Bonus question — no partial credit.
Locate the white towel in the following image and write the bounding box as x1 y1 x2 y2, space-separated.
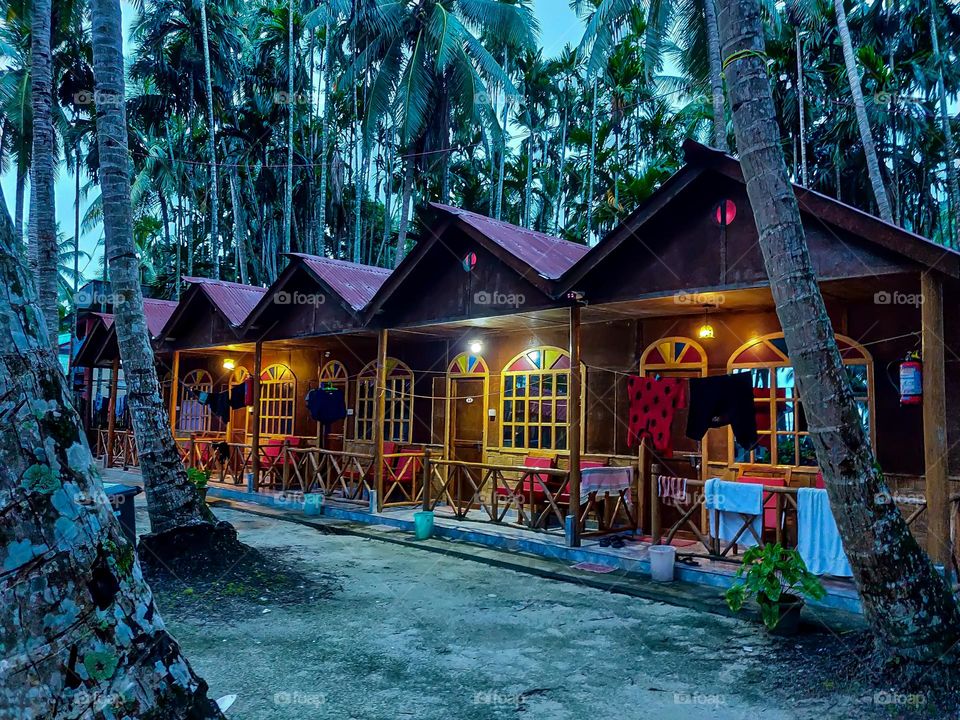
704 478 763 548
797 488 852 577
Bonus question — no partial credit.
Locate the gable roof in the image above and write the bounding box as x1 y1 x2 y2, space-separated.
430 203 589 280
180 277 269 327
562 139 960 289
287 253 391 311
142 299 179 337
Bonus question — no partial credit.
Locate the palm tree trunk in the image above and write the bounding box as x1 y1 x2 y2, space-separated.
229 166 248 284
795 30 808 186
928 0 960 245
524 132 534 227
283 0 294 258
0 182 225 719
14 166 25 243
586 78 598 244
30 0 59 350
495 51 509 221
394 159 414 268
318 20 330 253
90 0 221 538
199 0 221 277
381 123 395 261
703 0 728 151
68 149 82 372
555 84 569 235
718 0 960 661
834 0 893 222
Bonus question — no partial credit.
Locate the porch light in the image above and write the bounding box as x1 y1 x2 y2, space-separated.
698 306 715 340
222 358 237 370
469 340 483 354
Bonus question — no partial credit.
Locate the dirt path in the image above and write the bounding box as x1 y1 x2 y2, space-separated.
145 507 879 719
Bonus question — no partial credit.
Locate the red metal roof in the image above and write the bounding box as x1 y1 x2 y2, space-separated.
142 299 178 337
182 277 269 326
90 311 114 329
288 254 391 311
430 203 590 280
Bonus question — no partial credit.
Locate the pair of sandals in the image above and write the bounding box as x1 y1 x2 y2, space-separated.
599 535 627 549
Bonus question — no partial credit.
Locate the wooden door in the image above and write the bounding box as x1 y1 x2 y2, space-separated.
450 378 485 505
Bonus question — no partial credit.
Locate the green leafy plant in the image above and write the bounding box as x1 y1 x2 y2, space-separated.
725 543 826 630
187 467 211 491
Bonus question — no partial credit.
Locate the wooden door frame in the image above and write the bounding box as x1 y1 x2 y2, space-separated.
445 370 489 465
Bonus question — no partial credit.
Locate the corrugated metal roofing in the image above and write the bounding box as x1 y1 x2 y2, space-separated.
288 253 391 311
182 277 268 327
143 299 178 337
90 312 114 329
430 203 590 280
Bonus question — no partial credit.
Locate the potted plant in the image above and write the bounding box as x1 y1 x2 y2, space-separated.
725 543 825 635
187 467 212 504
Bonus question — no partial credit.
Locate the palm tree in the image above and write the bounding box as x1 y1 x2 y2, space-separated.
717 0 960 661
198 0 221 277
89 0 221 540
833 0 893 221
926 0 959 244
30 0 59 349
0 181 225 718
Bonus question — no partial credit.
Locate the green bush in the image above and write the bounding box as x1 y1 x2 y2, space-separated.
187 467 211 490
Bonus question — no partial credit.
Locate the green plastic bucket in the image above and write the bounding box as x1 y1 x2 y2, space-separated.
413 511 435 540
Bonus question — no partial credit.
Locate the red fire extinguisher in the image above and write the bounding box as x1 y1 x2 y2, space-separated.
899 352 922 405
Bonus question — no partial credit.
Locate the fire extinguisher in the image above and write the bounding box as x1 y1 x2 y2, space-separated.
899 352 922 405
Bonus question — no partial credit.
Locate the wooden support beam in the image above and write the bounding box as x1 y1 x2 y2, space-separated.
105 357 120 468
373 329 388 513
921 272 951 571
568 304 582 547
168 350 180 435
249 341 263 492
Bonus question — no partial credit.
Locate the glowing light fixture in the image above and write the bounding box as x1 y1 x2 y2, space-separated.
469 340 483 354
697 306 715 340
222 358 237 370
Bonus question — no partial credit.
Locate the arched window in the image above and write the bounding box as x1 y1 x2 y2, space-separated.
260 364 296 436
501 346 571 451
728 333 873 467
640 337 708 378
178 369 212 433
356 359 414 442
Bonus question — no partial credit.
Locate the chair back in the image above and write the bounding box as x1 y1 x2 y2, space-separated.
738 475 785 529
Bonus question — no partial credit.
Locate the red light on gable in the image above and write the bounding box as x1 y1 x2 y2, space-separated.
713 199 737 226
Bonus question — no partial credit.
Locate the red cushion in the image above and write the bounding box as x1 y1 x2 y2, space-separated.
738 476 785 529
815 472 826 489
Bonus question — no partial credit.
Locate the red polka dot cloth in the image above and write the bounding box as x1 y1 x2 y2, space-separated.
626 376 688 455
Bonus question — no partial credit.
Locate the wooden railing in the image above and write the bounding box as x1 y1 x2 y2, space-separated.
280 446 375 504
422 456 571 534
94 428 139 469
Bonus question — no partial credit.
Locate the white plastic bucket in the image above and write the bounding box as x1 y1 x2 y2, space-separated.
649 545 676 582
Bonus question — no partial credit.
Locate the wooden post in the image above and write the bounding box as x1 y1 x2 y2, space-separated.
168 350 180 435
422 447 432 511
921 272 951 571
105 357 120 469
567 304 582 547
373 329 388 512
281 438 291 491
249 341 263 493
650 456 661 545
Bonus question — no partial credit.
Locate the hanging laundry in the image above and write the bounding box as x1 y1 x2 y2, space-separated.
196 390 209 405
704 478 763 548
796 488 852 577
229 383 248 410
244 377 254 406
200 390 231 424
215 441 231 464
657 475 687 503
306 387 347 425
685 374 758 449
626 376 687 454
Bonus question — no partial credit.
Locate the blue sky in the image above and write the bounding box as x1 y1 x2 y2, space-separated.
1 0 586 278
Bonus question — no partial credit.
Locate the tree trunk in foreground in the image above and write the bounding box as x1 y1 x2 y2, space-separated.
394 159 413 268
833 0 893 223
0 185 224 719
718 0 960 662
199 0 221 278
928 0 960 245
90 0 222 540
703 0 728 152
30 0 59 351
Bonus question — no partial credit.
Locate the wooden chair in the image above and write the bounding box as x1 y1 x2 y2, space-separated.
736 464 792 539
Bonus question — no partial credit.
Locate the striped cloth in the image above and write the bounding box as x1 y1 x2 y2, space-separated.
580 466 633 503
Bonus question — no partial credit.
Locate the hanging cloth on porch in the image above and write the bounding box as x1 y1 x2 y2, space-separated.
685 374 758 449
200 390 231 424
306 387 347 426
244 377 254 406
626 376 687 455
797 488 852 577
229 383 248 410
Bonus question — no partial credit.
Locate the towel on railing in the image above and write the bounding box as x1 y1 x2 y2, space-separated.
797 488 852 577
580 466 633 503
657 475 687 502
704 478 763 548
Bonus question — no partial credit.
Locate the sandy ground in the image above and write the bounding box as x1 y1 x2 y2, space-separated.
139 505 879 720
